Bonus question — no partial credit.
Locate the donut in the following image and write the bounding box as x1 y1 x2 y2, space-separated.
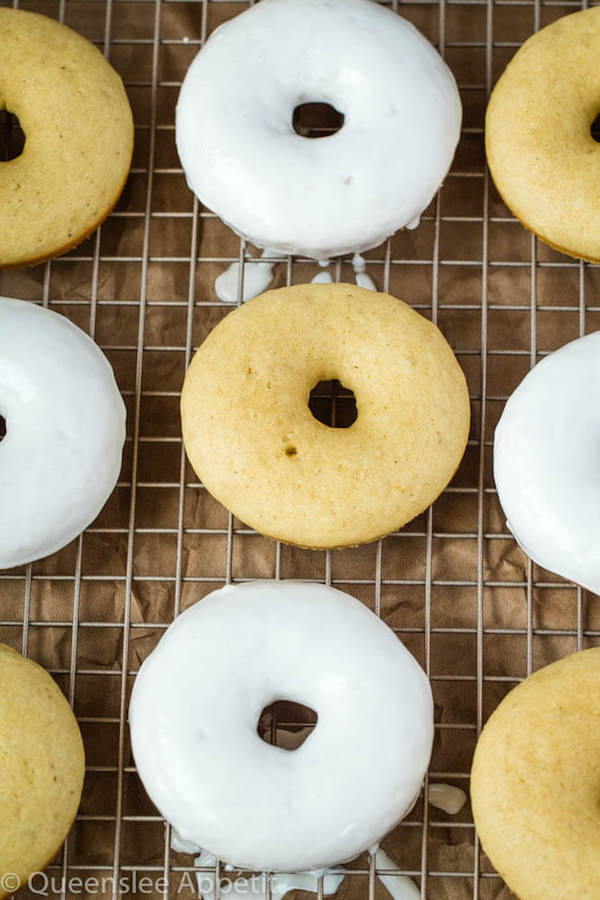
129 581 434 872
180 283 470 549
176 0 461 260
0 643 85 897
0 8 134 268
494 332 600 595
486 8 600 262
471 648 600 900
0 298 126 569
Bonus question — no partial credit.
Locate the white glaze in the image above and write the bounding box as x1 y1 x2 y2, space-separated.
311 271 333 284
494 332 600 596
427 783 467 815
374 849 420 900
176 0 461 260
192 849 418 900
215 250 283 303
171 830 201 855
193 850 344 900
0 298 126 569
355 272 377 291
351 253 377 291
130 581 433 872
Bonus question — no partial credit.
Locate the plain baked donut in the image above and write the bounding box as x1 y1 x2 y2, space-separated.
181 283 470 549
176 0 461 259
129 581 434 872
486 8 600 261
494 332 600 596
471 648 600 900
0 644 85 898
0 8 133 268
0 298 126 569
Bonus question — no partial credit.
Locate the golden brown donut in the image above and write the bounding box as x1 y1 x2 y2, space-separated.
471 648 600 900
0 644 85 897
0 8 133 268
181 283 470 549
486 8 600 262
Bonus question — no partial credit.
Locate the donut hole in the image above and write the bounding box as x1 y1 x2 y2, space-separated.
0 414 5 442
0 109 25 161
257 700 318 750
591 113 600 143
292 102 344 139
309 379 358 428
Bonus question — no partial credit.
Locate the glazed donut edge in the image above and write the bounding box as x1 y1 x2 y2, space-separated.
0 298 127 570
175 0 462 261
129 581 434 872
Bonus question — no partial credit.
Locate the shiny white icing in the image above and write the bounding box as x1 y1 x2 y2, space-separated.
311 271 333 284
193 850 344 900
494 332 600 596
352 253 377 291
130 581 433 872
427 783 467 815
355 272 377 291
373 849 420 900
215 249 283 303
171 830 201 855
0 297 125 570
191 849 418 900
176 0 461 260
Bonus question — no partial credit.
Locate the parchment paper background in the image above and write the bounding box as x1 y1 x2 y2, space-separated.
1 1 598 898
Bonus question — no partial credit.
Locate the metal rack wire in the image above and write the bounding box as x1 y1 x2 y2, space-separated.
1 0 598 897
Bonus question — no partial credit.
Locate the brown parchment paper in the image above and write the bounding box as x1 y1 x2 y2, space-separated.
1 1 599 899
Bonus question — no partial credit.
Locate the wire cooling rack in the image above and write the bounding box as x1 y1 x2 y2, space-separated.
1 0 599 898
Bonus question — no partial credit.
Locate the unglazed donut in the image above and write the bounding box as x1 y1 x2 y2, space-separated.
181 283 470 549
129 581 434 872
0 644 85 898
471 648 600 900
0 8 133 268
494 332 600 595
486 8 600 261
0 298 126 569
176 0 461 259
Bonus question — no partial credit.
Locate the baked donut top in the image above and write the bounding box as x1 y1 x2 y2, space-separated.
181 283 470 548
0 644 84 897
0 8 133 267
486 7 600 261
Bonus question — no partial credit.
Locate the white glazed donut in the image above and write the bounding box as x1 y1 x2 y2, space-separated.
494 332 600 595
0 298 126 569
129 581 434 872
176 0 462 260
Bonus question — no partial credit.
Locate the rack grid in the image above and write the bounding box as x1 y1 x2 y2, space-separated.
1 0 598 897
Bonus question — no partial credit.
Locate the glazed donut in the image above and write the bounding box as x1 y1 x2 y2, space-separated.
181 283 470 549
471 648 600 900
494 332 600 596
0 298 126 569
0 8 133 268
130 581 434 872
486 8 600 261
0 644 84 898
176 0 461 259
